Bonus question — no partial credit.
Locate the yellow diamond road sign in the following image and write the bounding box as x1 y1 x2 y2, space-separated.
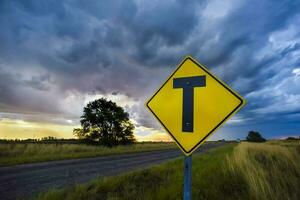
146 56 246 156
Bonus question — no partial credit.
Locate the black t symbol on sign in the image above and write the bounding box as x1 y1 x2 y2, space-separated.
173 76 206 132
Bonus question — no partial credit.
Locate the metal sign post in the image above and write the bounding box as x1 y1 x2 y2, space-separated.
183 155 192 200
145 56 246 199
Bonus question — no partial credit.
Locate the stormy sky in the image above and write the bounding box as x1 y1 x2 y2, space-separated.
0 0 300 140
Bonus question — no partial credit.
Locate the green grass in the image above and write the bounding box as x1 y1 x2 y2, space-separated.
0 142 176 166
37 141 300 200
267 139 300 147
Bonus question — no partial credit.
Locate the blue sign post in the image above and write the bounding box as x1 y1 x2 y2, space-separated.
146 56 246 200
183 155 192 200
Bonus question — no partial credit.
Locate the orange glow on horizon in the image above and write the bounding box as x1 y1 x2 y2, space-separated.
0 118 171 142
135 132 172 142
0 119 76 139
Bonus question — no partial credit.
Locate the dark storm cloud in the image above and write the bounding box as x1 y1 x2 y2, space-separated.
0 69 61 115
0 0 300 137
24 74 51 91
194 0 300 83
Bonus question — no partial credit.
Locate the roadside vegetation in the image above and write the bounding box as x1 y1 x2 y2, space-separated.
267 139 300 147
37 141 300 200
0 142 176 166
227 141 300 200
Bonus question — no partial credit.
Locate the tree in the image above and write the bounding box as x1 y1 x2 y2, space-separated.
74 98 135 146
246 131 266 142
286 137 299 140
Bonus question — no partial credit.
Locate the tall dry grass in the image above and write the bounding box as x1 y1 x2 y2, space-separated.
226 142 300 200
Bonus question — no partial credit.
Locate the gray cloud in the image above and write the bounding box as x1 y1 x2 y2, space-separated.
0 0 300 137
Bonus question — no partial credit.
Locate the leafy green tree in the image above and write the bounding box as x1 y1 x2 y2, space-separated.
246 131 266 142
74 98 135 146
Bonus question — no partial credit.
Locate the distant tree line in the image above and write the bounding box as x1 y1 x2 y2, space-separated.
245 131 300 142
285 136 300 140
0 137 83 144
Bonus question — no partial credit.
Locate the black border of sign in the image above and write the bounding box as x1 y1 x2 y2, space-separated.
146 56 246 155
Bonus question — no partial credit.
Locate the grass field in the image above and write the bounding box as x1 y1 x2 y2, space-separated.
0 142 176 166
227 141 300 200
37 141 300 200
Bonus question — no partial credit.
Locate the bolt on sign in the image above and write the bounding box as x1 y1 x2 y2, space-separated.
146 56 246 156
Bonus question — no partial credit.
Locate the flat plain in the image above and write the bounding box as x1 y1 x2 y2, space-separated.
36 140 300 200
